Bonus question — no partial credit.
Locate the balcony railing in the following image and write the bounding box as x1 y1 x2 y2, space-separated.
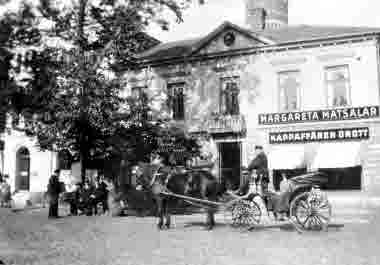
207 114 246 135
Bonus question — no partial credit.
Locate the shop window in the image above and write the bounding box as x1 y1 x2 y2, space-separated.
318 166 361 190
278 70 301 112
273 168 307 191
220 77 239 115
167 83 185 120
325 65 350 107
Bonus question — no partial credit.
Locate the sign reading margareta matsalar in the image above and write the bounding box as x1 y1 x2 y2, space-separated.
259 106 379 125
269 127 369 144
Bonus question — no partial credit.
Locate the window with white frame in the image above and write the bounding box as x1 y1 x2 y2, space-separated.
325 65 350 107
167 83 185 120
278 70 301 112
220 77 240 115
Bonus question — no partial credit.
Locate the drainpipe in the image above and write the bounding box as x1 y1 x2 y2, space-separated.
376 36 380 110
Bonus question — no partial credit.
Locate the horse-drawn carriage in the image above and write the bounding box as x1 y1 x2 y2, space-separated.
221 171 332 231
156 168 332 232
110 162 333 231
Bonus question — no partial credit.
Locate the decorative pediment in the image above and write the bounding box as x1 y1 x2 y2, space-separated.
191 22 275 56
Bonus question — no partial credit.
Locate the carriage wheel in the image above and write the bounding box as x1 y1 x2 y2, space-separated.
290 192 332 231
224 200 261 227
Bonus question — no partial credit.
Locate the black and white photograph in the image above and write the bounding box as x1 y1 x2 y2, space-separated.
1 0 380 264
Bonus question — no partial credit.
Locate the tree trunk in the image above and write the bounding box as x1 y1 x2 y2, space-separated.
77 0 88 183
80 149 86 183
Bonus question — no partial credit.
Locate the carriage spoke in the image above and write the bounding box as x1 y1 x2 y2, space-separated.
299 200 310 210
302 215 311 228
317 202 329 208
313 216 322 227
314 215 326 227
315 213 330 222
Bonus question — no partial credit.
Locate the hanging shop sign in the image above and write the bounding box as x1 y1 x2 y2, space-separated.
259 106 379 125
269 127 369 144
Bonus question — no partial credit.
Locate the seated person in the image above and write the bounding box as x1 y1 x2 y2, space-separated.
78 181 96 216
269 173 293 220
279 173 293 193
93 177 109 215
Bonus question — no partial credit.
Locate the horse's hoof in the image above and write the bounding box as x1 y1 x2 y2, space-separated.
164 224 170 229
204 226 213 231
157 224 164 230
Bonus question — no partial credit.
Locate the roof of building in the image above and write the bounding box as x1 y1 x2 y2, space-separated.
257 24 380 43
138 22 380 62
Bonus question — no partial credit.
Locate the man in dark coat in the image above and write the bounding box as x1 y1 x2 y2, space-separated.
47 170 63 218
247 145 269 194
93 177 109 215
80 181 96 216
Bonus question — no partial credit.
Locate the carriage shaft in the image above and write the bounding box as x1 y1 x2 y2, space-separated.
160 191 223 207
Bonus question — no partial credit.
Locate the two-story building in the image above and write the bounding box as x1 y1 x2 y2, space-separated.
126 0 380 193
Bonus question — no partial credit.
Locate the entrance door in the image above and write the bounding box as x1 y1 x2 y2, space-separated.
219 142 241 190
16 147 30 191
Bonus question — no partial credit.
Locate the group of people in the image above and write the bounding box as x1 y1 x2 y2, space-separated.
47 170 109 218
0 174 11 208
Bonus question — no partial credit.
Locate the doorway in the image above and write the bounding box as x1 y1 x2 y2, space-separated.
219 142 241 190
15 147 30 191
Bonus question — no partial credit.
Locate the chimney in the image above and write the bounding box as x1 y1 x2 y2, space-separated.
246 8 267 31
246 0 289 31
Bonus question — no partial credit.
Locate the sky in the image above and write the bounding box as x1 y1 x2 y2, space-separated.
147 0 380 42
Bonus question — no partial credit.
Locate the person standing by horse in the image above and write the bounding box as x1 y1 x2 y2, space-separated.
247 145 269 194
47 170 63 218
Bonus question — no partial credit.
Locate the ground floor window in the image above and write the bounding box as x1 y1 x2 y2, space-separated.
273 168 307 191
318 166 362 190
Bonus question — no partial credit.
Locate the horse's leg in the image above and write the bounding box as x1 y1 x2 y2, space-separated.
156 197 164 230
205 192 217 230
164 198 171 229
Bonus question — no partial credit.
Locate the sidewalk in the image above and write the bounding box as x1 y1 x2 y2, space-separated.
326 191 380 209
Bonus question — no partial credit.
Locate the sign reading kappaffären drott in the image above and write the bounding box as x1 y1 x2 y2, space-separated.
259 106 379 125
269 127 369 144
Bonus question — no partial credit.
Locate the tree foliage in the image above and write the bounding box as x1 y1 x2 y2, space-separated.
0 0 206 178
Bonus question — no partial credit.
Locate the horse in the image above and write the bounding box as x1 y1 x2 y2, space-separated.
139 163 222 230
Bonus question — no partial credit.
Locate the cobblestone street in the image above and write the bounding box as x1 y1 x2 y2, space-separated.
1 200 380 265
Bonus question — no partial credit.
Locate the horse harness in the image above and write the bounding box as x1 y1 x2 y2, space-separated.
149 165 173 190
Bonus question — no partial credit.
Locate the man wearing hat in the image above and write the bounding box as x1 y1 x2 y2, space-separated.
47 169 63 218
247 145 269 194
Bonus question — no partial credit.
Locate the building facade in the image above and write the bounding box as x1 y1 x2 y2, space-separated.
0 115 58 206
127 0 380 193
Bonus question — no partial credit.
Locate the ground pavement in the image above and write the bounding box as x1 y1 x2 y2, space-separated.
0 197 379 265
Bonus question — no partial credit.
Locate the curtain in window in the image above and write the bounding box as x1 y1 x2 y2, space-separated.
221 80 239 115
278 71 300 112
326 65 350 107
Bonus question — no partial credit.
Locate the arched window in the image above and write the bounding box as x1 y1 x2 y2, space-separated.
15 147 30 190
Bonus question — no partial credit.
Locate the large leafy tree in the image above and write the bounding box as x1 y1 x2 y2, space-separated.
1 0 206 180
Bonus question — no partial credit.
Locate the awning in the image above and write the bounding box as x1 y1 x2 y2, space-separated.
268 145 306 170
311 142 362 169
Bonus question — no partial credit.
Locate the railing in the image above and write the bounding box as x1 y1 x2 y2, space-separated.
207 114 246 135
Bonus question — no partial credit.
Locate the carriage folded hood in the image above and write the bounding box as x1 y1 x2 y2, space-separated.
289 172 329 186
